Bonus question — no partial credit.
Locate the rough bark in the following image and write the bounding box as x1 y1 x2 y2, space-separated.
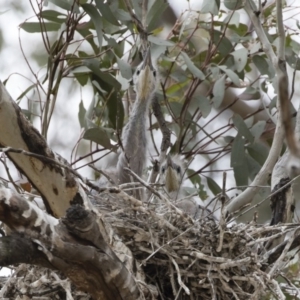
0 188 143 300
0 234 53 269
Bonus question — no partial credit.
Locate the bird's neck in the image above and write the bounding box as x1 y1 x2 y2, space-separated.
122 95 151 145
131 96 151 118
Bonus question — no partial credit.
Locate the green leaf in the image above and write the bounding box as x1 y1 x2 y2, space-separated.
92 80 107 93
234 165 248 188
148 35 174 46
228 23 248 37
20 22 61 33
181 52 205 80
169 102 183 118
84 96 96 129
219 67 240 86
224 0 244 10
83 127 114 149
65 53 81 68
207 177 222 195
231 134 248 187
232 114 254 143
166 81 189 95
246 154 261 181
223 135 234 144
269 96 277 112
48 0 80 13
212 75 225 108
147 1 168 32
71 68 89 83
250 121 266 141
231 48 248 72
196 95 211 118
253 55 275 78
78 100 87 129
131 0 142 21
199 185 209 200
76 26 99 54
94 0 120 26
107 92 124 130
113 9 131 22
252 55 268 75
39 10 67 23
82 4 103 51
238 86 261 100
213 30 233 57
224 11 240 27
115 56 132 80
16 84 35 101
201 0 220 15
231 134 245 167
247 143 269 166
286 48 300 70
186 170 208 200
83 59 121 90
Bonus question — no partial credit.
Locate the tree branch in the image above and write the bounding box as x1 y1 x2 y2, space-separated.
0 234 53 269
0 187 144 300
226 0 285 213
0 81 86 217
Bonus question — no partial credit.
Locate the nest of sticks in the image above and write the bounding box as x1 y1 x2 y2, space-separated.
0 264 91 300
92 183 300 300
1 184 300 300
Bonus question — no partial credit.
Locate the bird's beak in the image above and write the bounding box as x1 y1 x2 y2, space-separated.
165 167 179 192
164 155 179 192
141 47 153 70
136 46 155 101
166 155 173 167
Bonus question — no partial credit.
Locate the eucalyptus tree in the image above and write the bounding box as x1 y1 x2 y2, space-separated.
0 0 300 299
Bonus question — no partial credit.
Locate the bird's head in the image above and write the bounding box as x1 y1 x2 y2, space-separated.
133 47 158 102
160 155 184 193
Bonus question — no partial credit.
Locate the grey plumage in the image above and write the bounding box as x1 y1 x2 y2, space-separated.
160 155 216 220
160 154 184 200
117 48 158 187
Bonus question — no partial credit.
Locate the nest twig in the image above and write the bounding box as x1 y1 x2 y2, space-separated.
98 183 300 299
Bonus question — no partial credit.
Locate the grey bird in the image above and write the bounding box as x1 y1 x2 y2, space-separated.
160 155 183 200
117 47 158 189
160 155 216 220
94 48 158 204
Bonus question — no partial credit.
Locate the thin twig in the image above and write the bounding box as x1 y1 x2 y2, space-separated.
217 172 226 252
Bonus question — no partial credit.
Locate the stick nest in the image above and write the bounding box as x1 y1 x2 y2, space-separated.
96 190 300 300
1 189 299 300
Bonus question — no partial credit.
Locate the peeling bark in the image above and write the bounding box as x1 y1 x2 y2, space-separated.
0 81 84 217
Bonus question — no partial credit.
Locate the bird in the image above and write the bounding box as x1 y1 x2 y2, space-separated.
159 154 216 220
93 47 158 204
160 154 184 200
117 47 158 190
